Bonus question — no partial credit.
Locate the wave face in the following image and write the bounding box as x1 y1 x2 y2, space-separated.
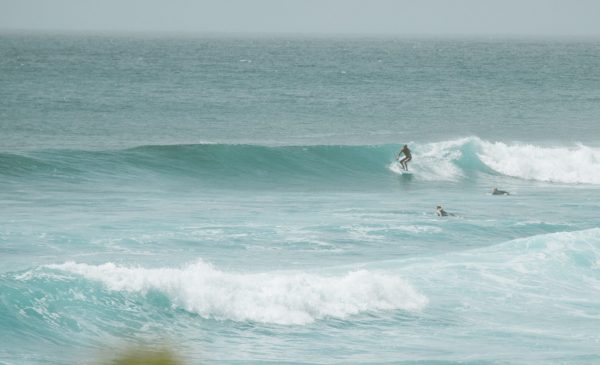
391 228 600 364
2 138 600 186
0 144 396 188
407 228 600 300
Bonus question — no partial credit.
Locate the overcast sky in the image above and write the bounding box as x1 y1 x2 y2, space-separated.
1 0 599 36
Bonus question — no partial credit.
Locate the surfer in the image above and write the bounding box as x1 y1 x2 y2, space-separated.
492 187 510 195
436 205 453 217
397 144 412 171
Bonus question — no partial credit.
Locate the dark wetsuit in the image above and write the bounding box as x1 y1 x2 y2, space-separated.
399 146 412 171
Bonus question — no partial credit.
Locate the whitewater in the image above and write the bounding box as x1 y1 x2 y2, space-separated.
2 34 600 365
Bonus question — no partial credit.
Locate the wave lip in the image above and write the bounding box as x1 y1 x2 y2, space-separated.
47 260 427 325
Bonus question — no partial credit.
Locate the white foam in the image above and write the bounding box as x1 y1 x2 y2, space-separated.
389 138 468 181
47 260 427 325
390 137 600 184
478 140 600 184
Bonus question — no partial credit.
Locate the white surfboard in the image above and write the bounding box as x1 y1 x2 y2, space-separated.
391 160 413 175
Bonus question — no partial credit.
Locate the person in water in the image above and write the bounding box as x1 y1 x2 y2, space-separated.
436 205 455 217
436 205 448 217
398 144 412 171
492 187 510 195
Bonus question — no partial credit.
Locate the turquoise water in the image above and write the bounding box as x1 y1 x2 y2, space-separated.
1 33 600 364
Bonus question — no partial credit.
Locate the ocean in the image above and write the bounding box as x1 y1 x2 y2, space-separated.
1 33 600 364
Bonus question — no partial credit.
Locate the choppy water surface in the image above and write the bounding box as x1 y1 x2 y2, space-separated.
1 33 600 365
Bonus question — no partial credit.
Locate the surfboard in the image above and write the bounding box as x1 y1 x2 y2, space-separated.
393 160 413 175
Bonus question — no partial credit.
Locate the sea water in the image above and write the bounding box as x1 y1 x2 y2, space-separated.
1 33 600 364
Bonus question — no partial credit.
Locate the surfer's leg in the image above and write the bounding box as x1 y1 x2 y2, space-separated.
400 157 409 170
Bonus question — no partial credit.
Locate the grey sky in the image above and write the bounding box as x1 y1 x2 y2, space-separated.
1 0 599 36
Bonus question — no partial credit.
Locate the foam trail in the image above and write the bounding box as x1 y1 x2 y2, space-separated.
47 260 427 325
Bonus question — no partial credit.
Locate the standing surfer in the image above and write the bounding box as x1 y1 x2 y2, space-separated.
397 144 412 171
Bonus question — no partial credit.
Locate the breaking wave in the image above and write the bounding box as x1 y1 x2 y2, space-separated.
2 137 599 185
45 260 427 325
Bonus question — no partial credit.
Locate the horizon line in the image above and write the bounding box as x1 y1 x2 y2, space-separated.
2 28 600 40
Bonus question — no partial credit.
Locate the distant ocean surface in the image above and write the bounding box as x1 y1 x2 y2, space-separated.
1 33 600 364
